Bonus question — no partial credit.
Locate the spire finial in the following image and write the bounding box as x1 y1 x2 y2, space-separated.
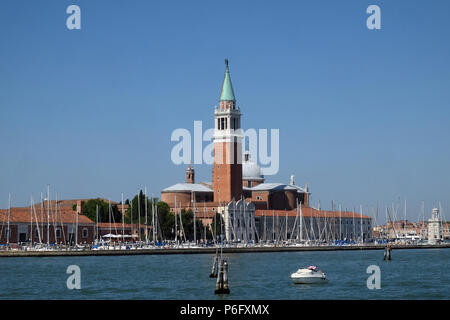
220 59 235 101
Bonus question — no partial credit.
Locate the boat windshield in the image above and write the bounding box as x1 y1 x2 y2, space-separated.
307 266 318 271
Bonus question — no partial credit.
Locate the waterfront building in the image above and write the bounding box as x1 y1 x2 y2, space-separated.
161 61 372 242
381 220 426 240
0 200 95 245
0 199 135 245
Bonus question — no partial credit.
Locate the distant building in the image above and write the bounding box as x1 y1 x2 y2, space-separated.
0 200 95 245
382 220 425 240
428 208 443 244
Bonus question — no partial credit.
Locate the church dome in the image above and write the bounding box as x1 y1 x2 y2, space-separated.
242 153 264 181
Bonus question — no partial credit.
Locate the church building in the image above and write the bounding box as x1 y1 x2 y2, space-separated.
161 61 372 243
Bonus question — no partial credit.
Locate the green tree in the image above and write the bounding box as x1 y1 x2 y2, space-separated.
156 201 173 240
124 191 175 241
124 190 158 224
176 209 206 241
81 199 122 223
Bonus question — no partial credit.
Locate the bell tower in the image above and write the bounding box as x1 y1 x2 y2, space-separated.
212 59 243 203
186 164 195 184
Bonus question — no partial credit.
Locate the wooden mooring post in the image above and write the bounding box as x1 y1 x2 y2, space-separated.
214 259 230 294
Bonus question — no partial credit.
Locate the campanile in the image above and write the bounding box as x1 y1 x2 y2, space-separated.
212 60 243 204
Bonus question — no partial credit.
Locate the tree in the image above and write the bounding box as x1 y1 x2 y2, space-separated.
124 190 157 224
81 199 122 223
177 209 205 241
156 201 173 240
124 191 174 241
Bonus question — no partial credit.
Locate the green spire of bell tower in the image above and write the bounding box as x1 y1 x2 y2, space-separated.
220 59 236 101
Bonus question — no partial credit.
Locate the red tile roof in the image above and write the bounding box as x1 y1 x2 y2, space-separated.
0 207 94 224
255 206 371 219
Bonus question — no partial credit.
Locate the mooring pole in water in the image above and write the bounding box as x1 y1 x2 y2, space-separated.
215 260 223 294
210 247 219 277
214 259 230 294
222 260 230 294
384 245 392 260
210 255 218 278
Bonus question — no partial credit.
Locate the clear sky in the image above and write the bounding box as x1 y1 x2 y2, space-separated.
1 0 450 223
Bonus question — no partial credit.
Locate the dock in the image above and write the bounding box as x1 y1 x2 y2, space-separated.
1 243 450 258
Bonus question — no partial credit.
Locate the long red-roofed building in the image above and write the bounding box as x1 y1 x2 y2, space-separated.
0 201 95 244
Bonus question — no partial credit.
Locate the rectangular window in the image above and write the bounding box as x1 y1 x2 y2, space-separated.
225 118 227 129
82 228 88 238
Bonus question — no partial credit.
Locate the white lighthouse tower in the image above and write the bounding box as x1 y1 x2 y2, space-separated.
428 208 443 244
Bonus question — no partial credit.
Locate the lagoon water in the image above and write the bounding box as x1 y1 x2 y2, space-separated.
1 248 449 300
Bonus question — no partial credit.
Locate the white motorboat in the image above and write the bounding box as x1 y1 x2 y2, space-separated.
290 266 327 284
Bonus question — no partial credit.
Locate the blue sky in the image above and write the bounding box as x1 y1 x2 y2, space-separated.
1 0 450 223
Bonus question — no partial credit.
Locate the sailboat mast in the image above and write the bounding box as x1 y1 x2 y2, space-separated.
47 185 50 246
203 202 206 243
156 199 159 241
151 194 157 243
404 198 407 236
285 211 287 241
272 211 274 242
75 201 79 246
263 213 266 241
121 193 125 243
137 191 141 242
193 192 196 244
96 204 99 242
29 196 33 244
174 195 177 242
40 192 43 243
130 198 133 237
360 205 363 243
7 193 11 245
144 187 148 243
300 205 303 242
109 199 112 241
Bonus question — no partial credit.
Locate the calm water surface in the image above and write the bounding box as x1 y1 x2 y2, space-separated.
1 248 449 299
